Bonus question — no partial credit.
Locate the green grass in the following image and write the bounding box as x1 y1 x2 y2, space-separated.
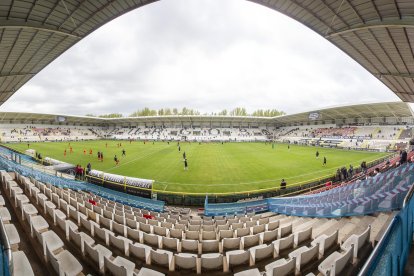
3 140 388 193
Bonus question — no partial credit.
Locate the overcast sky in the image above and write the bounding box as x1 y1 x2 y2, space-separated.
0 0 400 116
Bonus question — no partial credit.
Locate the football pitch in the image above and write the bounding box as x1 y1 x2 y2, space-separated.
4 140 389 193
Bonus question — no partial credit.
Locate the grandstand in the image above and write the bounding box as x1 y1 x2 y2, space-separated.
0 0 413 276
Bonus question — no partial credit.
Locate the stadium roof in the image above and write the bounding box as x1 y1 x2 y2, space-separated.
0 102 411 126
272 101 413 124
0 1 413 106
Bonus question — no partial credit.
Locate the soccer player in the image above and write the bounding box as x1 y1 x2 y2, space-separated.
70 146 73 154
178 146 181 152
280 179 287 189
323 156 327 166
183 151 186 159
89 149 92 155
316 151 319 159
105 143 108 148
122 149 126 157
97 151 101 161
64 149 66 157
114 155 119 165
83 149 86 155
100 152 104 162
288 144 290 150
184 158 188 170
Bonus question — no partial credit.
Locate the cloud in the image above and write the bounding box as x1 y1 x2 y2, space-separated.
0 0 399 116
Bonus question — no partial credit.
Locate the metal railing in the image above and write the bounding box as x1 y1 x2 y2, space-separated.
358 174 414 276
0 215 12 276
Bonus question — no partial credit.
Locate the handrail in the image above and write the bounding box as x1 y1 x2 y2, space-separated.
358 165 414 276
358 216 397 276
402 176 414 207
0 215 13 275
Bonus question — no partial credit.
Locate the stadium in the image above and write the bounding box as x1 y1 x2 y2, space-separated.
0 1 413 276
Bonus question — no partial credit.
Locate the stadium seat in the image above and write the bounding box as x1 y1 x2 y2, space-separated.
162 236 179 251
129 242 151 262
265 257 296 276
174 253 199 272
341 225 370 262
46 245 83 276
318 245 354 276
12 251 34 276
294 227 312 247
311 229 339 257
225 250 250 272
104 255 136 276
273 234 294 257
149 249 174 270
222 237 241 251
249 243 274 265
288 244 319 273
84 242 113 273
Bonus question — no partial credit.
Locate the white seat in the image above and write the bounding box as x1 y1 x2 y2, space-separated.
200 253 223 272
278 224 292 238
181 239 199 253
126 227 141 242
185 230 200 240
311 230 338 257
36 230 64 258
12 251 34 276
94 225 114 246
267 220 280 231
341 225 370 262
225 250 250 272
318 246 353 276
136 267 165 276
170 228 183 239
22 204 38 221
143 232 160 247
162 236 179 251
219 229 234 239
236 228 250 237
0 207 11 222
46 245 83 276
273 234 294 257
249 243 274 265
175 253 198 272
104 255 136 276
262 229 278 244
4 224 20 250
149 249 174 271
109 234 133 256
153 226 167 237
294 227 312 247
30 215 49 237
222 237 241 251
56 217 78 240
234 268 261 276
201 240 220 254
252 224 266 235
242 234 260 249
68 227 95 255
129 242 151 262
84 242 113 273
288 245 318 273
202 231 216 240
265 257 296 276
113 221 126 236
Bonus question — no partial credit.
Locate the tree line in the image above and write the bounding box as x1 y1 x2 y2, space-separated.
86 107 285 118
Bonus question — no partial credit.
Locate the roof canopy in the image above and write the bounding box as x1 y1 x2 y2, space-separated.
0 1 413 104
0 0 414 105
0 102 410 126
